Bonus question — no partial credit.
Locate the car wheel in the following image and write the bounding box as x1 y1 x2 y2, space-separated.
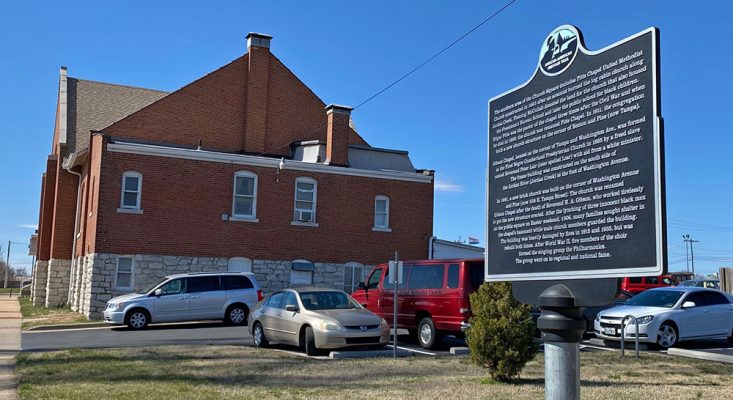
125 309 149 330
656 322 678 349
304 326 318 356
225 304 248 325
727 328 733 345
417 317 441 350
252 322 269 348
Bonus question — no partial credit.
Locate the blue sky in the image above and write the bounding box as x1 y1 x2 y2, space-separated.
1 1 731 277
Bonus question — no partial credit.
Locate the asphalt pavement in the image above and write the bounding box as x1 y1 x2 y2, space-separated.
22 322 252 352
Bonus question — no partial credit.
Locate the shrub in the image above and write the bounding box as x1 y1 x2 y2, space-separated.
466 281 538 381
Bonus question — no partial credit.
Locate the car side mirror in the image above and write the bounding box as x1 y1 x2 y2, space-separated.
360 303 368 308
154 289 162 297
285 304 298 312
682 301 696 309
357 282 367 291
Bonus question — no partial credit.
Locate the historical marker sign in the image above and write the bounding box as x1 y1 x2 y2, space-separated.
486 26 665 281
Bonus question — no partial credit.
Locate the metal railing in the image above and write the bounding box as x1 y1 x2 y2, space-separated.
620 315 640 358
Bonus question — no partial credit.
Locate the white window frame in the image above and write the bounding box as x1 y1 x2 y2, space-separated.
230 171 259 222
115 257 134 290
118 171 143 213
292 177 318 226
373 195 391 232
290 259 315 285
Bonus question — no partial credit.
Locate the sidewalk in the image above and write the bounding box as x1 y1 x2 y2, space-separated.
0 294 21 400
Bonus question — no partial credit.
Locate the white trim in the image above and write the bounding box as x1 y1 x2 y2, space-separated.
58 68 68 145
228 216 259 223
106 141 433 184
294 177 317 224
291 221 319 228
114 257 134 290
232 171 258 220
374 195 390 230
120 171 142 210
117 208 143 215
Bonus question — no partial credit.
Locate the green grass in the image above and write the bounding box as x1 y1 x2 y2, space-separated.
19 297 94 330
14 346 733 400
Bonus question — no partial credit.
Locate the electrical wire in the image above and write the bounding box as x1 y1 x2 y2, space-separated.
353 0 518 110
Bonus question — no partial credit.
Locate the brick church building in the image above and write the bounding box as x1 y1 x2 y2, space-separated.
30 34 435 319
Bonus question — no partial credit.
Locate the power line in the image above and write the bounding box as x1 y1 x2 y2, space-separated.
353 0 518 110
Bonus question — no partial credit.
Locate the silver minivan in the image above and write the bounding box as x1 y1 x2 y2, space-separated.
103 272 263 329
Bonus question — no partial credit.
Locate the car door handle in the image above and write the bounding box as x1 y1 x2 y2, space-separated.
180 297 188 301
191 296 200 300
277 313 283 317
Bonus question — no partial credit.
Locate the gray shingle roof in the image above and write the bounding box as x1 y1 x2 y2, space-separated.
66 78 168 154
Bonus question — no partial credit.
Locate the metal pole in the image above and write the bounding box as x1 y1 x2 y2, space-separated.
690 239 696 277
3 240 10 289
393 251 399 359
537 284 585 400
684 237 690 273
545 342 580 400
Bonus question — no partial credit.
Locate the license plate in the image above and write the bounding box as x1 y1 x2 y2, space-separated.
603 327 616 335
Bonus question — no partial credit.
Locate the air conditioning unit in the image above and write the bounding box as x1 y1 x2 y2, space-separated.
296 210 313 222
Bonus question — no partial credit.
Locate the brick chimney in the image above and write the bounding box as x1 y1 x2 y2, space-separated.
243 33 272 154
325 104 352 167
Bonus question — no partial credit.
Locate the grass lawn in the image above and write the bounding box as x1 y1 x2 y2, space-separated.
15 346 733 400
19 297 93 330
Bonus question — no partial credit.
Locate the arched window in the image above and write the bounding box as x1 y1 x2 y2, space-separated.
232 171 258 219
293 177 317 224
227 257 253 273
373 195 390 231
120 171 142 210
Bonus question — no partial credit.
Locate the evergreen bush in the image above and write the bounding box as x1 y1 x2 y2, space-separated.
466 281 538 381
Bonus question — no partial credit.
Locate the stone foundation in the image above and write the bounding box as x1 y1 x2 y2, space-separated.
45 259 72 308
76 253 366 320
31 260 48 306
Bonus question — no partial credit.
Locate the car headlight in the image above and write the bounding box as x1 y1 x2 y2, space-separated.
627 315 654 325
595 314 601 322
380 318 389 328
319 320 343 331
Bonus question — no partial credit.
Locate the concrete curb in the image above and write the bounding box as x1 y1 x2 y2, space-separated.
668 348 733 364
23 322 108 332
449 347 470 356
329 349 412 359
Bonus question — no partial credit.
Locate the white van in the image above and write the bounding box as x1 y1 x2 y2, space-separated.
103 272 263 329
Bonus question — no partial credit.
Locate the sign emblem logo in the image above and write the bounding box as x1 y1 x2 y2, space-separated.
539 25 579 76
360 325 368 332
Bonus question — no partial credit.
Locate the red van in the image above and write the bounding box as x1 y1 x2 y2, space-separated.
619 275 674 294
351 258 484 349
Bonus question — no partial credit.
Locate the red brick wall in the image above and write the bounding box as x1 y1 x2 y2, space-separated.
37 157 58 261
93 148 433 265
101 51 367 157
49 158 79 259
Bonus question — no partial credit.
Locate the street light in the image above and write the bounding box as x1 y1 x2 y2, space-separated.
682 235 690 273
682 235 699 277
4 241 29 289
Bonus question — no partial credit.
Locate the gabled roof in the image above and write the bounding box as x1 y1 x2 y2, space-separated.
65 77 168 155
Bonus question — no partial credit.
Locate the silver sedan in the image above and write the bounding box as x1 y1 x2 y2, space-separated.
248 287 390 355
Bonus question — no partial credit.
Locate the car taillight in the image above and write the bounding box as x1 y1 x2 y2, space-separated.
257 290 264 301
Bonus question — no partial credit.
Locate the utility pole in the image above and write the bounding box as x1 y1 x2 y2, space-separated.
683 235 699 277
4 240 10 289
682 235 690 273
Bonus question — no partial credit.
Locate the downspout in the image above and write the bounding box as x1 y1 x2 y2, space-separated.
428 236 436 260
63 155 83 308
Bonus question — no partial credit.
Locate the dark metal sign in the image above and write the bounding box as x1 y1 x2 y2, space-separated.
486 25 665 281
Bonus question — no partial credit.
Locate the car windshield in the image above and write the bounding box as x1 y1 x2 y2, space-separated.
678 281 696 287
299 291 361 310
624 290 684 308
139 282 162 294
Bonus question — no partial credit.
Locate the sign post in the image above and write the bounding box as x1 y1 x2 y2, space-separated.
389 254 403 359
486 25 664 400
